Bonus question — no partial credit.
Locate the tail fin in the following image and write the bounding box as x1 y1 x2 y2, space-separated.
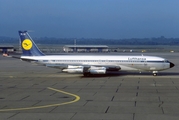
18 31 45 56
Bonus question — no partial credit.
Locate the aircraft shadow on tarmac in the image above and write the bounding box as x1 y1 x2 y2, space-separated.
80 72 179 78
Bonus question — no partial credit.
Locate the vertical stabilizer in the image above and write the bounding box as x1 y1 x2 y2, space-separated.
18 31 45 56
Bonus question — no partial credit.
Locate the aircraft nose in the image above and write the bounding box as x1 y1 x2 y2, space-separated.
170 62 175 68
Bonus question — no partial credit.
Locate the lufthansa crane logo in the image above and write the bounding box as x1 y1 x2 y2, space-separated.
22 39 32 50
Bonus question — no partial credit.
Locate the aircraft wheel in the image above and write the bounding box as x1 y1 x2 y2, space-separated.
153 73 157 76
153 71 158 76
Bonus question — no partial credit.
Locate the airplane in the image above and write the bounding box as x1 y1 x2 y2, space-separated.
18 31 174 76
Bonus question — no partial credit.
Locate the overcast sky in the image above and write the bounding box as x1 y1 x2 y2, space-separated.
0 0 179 39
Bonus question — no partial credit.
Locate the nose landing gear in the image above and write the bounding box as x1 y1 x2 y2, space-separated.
153 71 158 76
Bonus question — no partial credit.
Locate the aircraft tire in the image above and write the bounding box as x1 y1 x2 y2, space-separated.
153 73 157 76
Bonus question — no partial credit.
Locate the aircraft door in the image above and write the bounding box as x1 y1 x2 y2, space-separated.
98 59 102 65
163 60 166 68
144 60 147 66
105 59 109 65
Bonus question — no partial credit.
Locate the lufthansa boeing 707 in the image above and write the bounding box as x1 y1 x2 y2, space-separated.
18 31 174 76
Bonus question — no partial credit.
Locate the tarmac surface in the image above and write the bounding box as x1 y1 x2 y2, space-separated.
0 52 179 120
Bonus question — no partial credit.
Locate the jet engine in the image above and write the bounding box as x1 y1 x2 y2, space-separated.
89 66 106 74
62 65 84 73
62 65 107 75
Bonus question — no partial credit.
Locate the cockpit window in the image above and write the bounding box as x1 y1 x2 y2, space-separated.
164 59 169 63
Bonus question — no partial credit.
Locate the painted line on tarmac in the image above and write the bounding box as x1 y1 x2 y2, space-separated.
0 87 80 112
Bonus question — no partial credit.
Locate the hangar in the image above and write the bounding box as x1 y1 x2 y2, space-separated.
63 45 108 53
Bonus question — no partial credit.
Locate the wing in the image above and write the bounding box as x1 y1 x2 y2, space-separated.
45 63 121 71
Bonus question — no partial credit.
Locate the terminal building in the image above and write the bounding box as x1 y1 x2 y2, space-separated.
63 45 108 53
0 45 15 53
0 45 15 56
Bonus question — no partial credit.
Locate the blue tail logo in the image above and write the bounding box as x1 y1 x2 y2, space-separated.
19 31 45 56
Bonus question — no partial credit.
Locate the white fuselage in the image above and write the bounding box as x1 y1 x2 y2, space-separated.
21 55 170 72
